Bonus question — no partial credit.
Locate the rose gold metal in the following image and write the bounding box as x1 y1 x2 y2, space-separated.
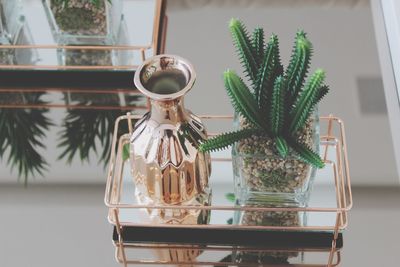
114 243 338 252
328 212 342 266
160 15 168 54
0 44 152 50
0 104 147 110
117 134 129 204
331 159 344 228
140 49 146 62
105 114 352 265
126 113 133 134
0 88 142 94
130 55 212 224
105 115 352 209
0 0 165 70
0 64 140 70
114 209 128 267
114 242 341 266
152 0 163 54
323 114 334 161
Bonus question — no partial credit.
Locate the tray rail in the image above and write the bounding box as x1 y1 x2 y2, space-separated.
105 114 352 267
0 0 166 70
113 242 342 267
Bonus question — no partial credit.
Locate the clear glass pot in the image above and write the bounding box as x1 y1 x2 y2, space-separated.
43 0 123 45
232 111 320 207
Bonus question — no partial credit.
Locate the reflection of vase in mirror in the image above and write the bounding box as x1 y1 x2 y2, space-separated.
131 55 212 224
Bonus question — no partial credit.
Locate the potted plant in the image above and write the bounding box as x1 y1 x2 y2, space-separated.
43 0 122 45
42 0 122 66
199 19 329 207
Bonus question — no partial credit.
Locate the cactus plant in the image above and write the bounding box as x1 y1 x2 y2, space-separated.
199 18 329 169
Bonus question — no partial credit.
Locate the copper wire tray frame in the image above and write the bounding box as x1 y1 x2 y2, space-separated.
105 114 352 267
113 242 341 266
0 0 166 70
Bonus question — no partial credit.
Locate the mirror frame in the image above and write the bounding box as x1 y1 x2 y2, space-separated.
0 0 167 89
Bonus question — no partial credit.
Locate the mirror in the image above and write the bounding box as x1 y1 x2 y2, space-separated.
166 0 399 188
0 2 397 267
0 0 164 69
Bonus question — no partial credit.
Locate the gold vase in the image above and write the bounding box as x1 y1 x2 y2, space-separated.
131 54 212 224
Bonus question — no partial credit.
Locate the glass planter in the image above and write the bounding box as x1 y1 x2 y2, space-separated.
59 48 113 66
232 110 320 207
0 0 23 43
0 0 30 65
42 0 123 45
234 248 300 265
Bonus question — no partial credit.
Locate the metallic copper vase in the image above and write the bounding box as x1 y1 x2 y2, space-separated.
131 54 211 224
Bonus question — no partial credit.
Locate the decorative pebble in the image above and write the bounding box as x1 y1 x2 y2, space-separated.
235 116 317 227
50 0 108 36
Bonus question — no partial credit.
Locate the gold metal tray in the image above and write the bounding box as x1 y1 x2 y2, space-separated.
113 242 341 266
105 114 352 266
0 0 166 70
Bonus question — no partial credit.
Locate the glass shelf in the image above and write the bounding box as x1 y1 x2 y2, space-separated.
106 115 351 267
0 0 166 70
113 241 341 266
105 115 352 247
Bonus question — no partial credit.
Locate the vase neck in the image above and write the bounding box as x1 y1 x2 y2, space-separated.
149 97 188 124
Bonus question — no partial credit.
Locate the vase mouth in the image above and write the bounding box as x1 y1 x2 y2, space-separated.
134 54 196 101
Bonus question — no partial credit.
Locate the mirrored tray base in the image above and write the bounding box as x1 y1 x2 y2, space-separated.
112 241 342 266
105 114 352 267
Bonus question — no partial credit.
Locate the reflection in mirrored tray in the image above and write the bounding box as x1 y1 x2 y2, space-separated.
0 0 165 70
113 242 341 266
0 90 146 184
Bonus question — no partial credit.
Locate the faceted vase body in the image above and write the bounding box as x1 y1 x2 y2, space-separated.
232 110 320 208
130 55 211 224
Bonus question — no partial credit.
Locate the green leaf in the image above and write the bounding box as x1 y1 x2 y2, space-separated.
269 76 286 136
225 193 236 202
251 27 265 66
122 144 130 161
316 84 330 103
289 69 325 133
289 139 325 168
229 18 258 84
224 70 266 130
284 30 313 104
256 34 279 113
273 38 284 77
199 128 259 153
58 94 142 167
275 136 288 158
